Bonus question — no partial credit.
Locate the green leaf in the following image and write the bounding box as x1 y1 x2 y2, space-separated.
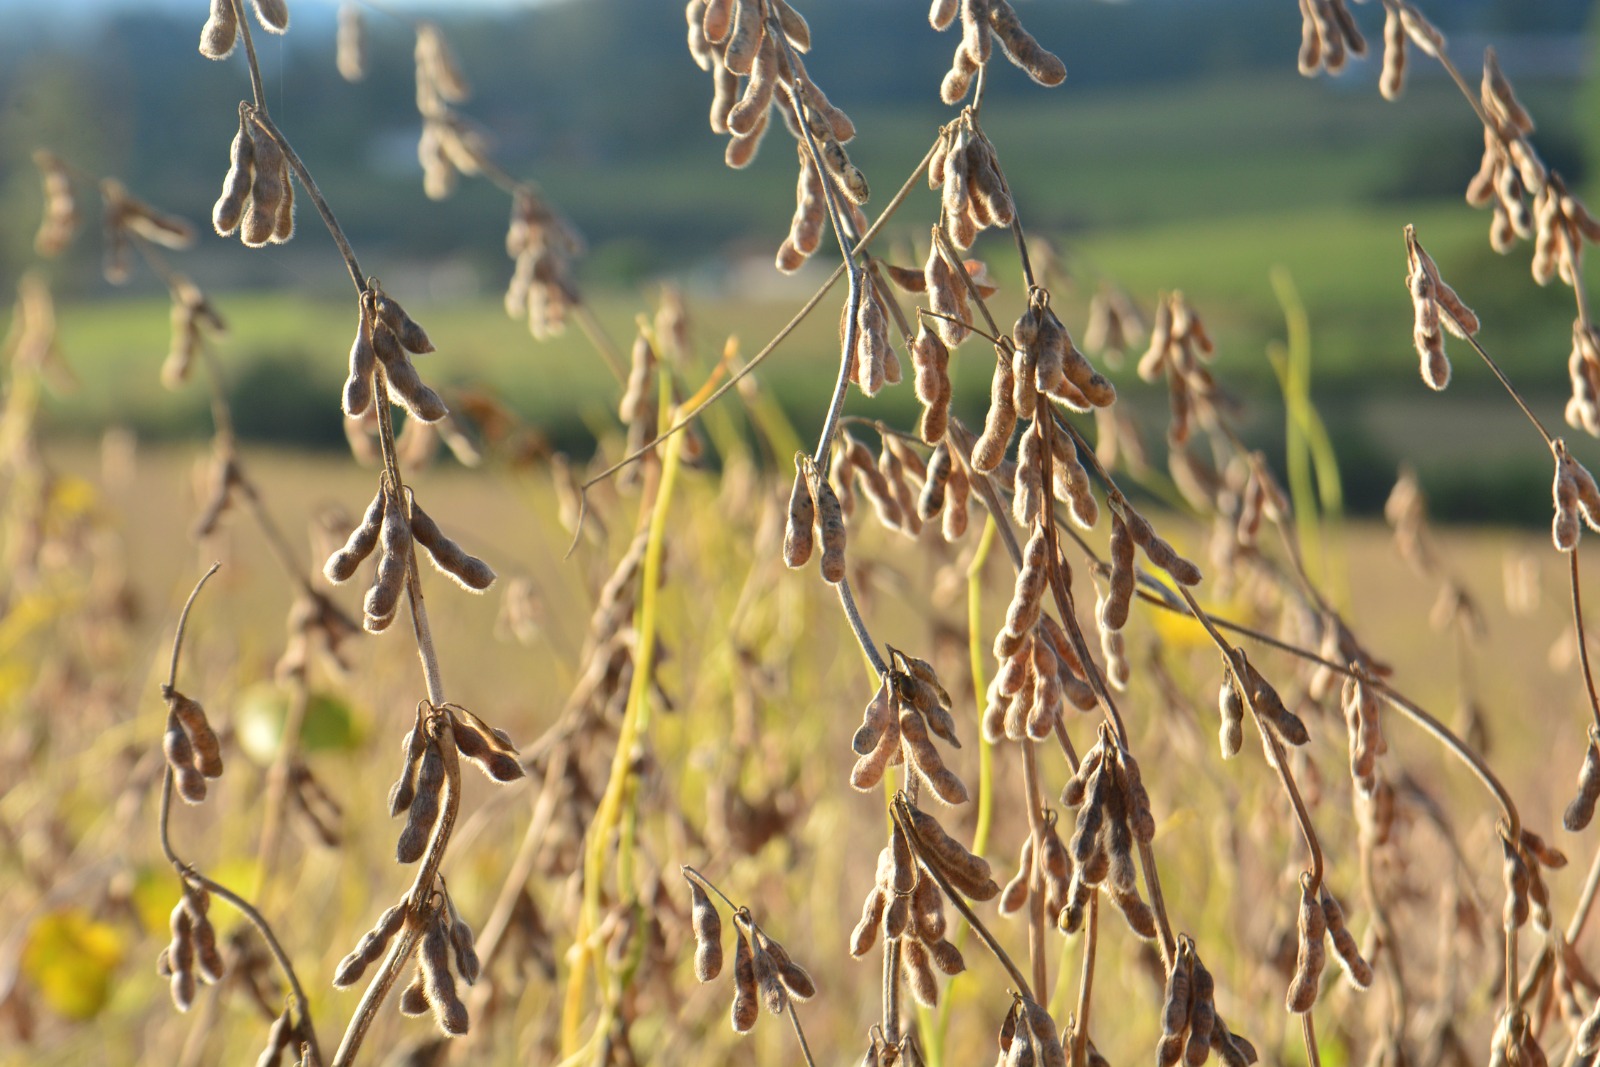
235 684 364 766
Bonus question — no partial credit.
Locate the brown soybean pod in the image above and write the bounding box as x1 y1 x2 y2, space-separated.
811 463 847 584
727 31 778 137
999 833 1033 915
396 739 443 863
763 935 815 1000
171 693 223 779
382 355 449 424
850 884 886 957
241 120 285 248
199 0 238 59
909 806 998 900
750 932 787 1015
1565 729 1600 831
270 160 294 243
410 501 495 591
730 928 759 1032
343 302 377 417
420 917 468 1035
363 489 410 629
973 359 1017 471
1286 875 1327 1013
324 488 384 583
213 113 255 237
1102 513 1135 630
374 291 435 355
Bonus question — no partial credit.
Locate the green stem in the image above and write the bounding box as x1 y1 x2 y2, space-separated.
563 379 685 1055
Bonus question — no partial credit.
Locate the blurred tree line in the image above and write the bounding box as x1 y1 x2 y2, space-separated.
0 0 1593 296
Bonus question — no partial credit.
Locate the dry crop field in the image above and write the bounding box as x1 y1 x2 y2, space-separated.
5 3 1600 1067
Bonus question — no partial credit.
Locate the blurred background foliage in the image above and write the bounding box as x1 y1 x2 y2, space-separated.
0 0 1598 521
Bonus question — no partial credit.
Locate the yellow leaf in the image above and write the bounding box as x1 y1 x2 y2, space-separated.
49 476 100 519
128 865 176 937
21 909 126 1021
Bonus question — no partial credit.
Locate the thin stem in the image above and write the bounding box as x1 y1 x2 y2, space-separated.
1301 1013 1322 1067
679 866 741 914
1570 551 1600 731
967 518 998 857
565 421 683 1055
162 776 326 1067
771 60 864 478
814 261 862 477
1019 742 1049 1000
473 750 567 970
785 1000 820 1067
232 470 312 591
331 921 417 1067
1442 305 1555 450
1358 836 1408 1044
570 301 627 388
1133 581 1526 842
883 938 903 1047
1069 893 1098 1067
932 226 1004 341
1570 843 1600 945
948 420 1023 569
836 577 888 676
919 307 1004 348
165 563 221 691
226 0 267 113
252 676 309 893
244 108 366 296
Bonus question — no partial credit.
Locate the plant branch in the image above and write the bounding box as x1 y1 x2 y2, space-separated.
891 793 1034 1001
1571 551 1600 731
156 564 323 1067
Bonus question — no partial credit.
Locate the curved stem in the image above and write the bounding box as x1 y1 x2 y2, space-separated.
160 774 326 1066
156 564 322 1066
1132 579 1526 845
165 563 221 692
1442 305 1555 450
